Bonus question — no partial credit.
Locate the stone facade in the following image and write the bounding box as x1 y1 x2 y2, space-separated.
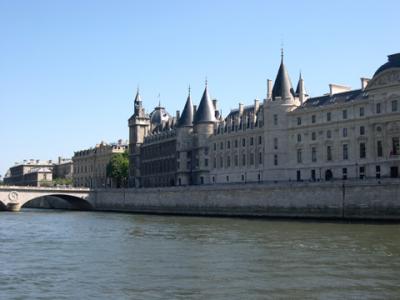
73 140 128 188
128 52 400 187
4 160 54 187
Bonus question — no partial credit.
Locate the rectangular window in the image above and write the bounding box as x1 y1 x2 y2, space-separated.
359 166 365 179
242 154 246 166
343 144 348 160
342 128 348 137
227 141 230 149
250 137 254 146
219 156 223 168
342 168 348 180
227 156 230 167
360 143 366 159
274 138 278 150
326 130 332 139
213 158 216 168
274 154 278 166
220 142 223 150
342 110 347 119
392 137 400 155
311 169 316 181
297 117 302 125
376 165 381 179
213 143 216 151
311 132 316 141
392 100 398 112
259 152 263 164
311 147 317 162
274 114 278 125
204 159 208 167
250 153 254 165
377 141 383 157
242 138 246 147
359 107 365 117
235 140 238 148
258 136 262 145
376 103 381 114
327 146 332 161
234 155 238 166
312 115 316 123
297 134 302 142
297 149 302 163
327 112 331 122
360 126 365 135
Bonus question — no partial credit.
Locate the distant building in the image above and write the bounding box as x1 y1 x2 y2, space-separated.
4 160 54 187
72 140 128 188
128 52 400 187
53 157 73 180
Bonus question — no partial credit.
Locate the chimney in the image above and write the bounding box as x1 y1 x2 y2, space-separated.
329 84 351 96
254 99 260 111
361 78 370 90
176 110 180 120
267 79 273 99
212 99 218 110
239 103 244 115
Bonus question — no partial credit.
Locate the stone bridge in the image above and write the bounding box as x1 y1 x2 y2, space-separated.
0 186 94 212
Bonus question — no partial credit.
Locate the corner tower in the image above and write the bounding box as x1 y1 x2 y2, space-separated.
128 89 150 187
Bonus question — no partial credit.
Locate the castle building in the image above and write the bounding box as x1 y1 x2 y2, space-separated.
128 52 400 188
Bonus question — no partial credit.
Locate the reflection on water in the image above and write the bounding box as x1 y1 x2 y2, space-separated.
1 209 400 299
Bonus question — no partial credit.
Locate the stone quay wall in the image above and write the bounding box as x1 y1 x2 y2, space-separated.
91 180 400 220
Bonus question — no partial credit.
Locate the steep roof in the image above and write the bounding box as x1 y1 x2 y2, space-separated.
178 90 194 127
194 85 216 124
374 53 400 77
298 89 365 109
295 72 307 96
272 56 295 100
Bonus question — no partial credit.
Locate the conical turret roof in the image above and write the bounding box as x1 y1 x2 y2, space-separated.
194 84 216 124
295 72 307 96
272 54 295 100
178 88 194 127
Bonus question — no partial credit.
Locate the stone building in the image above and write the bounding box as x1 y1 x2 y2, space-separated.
53 157 73 180
73 140 128 188
3 160 54 187
128 52 400 187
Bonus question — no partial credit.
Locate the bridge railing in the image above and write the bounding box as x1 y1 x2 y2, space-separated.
0 185 91 191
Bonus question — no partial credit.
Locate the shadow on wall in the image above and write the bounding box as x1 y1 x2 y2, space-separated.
23 195 93 210
0 201 7 211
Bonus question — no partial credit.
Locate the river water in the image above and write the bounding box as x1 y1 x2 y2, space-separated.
1 209 399 300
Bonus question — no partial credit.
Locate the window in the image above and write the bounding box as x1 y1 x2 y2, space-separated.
274 154 278 166
242 138 246 147
205 147 209 155
235 140 238 148
376 103 381 114
204 159 208 167
200 177 204 184
297 117 302 125
234 155 238 166
227 156 230 167
226 176 229 182
392 100 398 112
297 149 302 163
343 144 348 160
359 107 365 117
219 156 223 168
359 166 365 179
376 165 381 179
392 137 400 155
342 110 347 119
326 130 332 139
311 132 316 141
342 128 348 137
274 114 278 125
250 153 254 165
242 154 246 166
312 115 316 123
377 141 383 157
327 112 331 122
297 134 302 142
227 141 231 149
327 146 332 161
259 152 263 164
311 170 316 181
250 137 254 146
213 158 216 168
274 138 278 150
296 170 301 181
360 143 366 159
241 174 245 181
311 147 317 162
360 126 365 135
342 168 348 180
220 142 223 150
258 136 262 145
213 143 217 151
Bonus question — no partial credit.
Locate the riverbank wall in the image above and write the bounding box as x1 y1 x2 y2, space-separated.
90 180 400 220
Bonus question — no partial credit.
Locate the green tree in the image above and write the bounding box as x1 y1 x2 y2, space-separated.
106 151 129 188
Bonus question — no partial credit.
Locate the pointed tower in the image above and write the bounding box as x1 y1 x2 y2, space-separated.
176 87 195 185
128 88 150 187
271 50 295 101
295 72 307 105
192 81 217 185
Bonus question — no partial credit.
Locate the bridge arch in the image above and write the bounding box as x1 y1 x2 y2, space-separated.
20 194 94 210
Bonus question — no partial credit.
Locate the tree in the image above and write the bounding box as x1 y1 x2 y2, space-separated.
106 151 129 188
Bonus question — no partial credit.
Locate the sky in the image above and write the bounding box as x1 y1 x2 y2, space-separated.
0 0 399 177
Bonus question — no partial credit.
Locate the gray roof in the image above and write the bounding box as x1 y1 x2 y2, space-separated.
374 53 400 77
134 89 142 104
178 92 194 127
295 73 307 95
150 106 170 125
194 86 216 124
272 58 295 100
299 89 366 109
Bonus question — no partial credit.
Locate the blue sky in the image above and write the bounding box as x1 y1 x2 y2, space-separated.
0 0 399 176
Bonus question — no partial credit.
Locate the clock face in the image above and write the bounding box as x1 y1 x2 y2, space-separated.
8 191 18 202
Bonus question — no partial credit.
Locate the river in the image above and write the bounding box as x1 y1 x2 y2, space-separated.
1 209 399 299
